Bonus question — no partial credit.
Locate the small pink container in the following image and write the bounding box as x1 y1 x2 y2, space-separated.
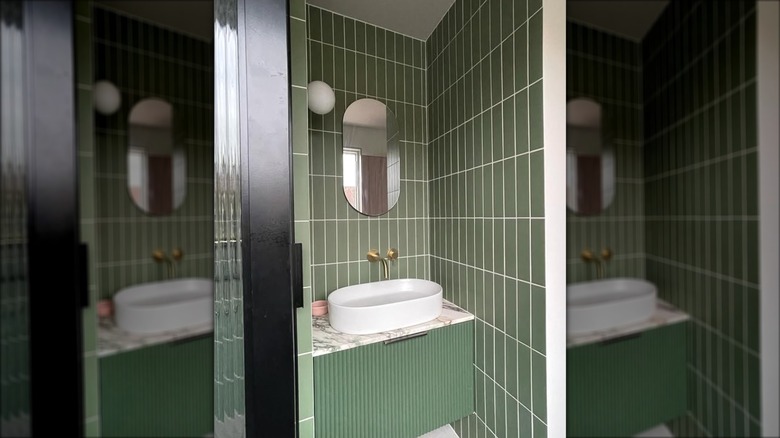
312 300 328 316
97 299 114 318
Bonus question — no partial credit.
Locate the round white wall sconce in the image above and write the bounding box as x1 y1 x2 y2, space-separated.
307 80 335 115
93 80 121 115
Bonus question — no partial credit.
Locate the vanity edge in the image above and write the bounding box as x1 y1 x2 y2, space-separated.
567 299 690 348
97 319 212 358
312 299 474 357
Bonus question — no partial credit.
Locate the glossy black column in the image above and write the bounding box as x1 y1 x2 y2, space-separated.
24 0 84 436
238 0 298 434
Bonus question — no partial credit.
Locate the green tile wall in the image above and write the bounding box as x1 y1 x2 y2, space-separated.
290 0 315 435
642 1 760 436
307 5 430 301
426 0 547 436
93 6 214 300
89 5 215 436
75 2 101 435
565 22 645 283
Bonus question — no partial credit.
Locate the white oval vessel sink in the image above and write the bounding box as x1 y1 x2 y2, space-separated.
114 278 213 334
567 278 656 336
328 279 443 335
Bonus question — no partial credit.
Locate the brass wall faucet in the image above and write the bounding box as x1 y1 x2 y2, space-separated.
152 247 184 279
153 249 174 279
367 248 399 280
581 247 612 279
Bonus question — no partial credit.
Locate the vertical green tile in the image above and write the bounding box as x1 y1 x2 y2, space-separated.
528 11 543 83
528 81 543 151
530 150 544 216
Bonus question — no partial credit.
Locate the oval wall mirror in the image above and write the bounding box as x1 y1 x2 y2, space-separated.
127 98 186 215
566 98 615 215
342 98 400 216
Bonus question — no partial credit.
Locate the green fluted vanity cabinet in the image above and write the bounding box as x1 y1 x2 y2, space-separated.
567 322 687 437
314 322 474 438
99 335 213 437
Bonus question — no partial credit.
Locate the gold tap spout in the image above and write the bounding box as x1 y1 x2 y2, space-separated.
367 248 391 280
170 247 183 278
581 248 604 279
152 249 174 279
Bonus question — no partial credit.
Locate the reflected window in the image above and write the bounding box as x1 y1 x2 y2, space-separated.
127 98 185 215
343 148 362 212
566 98 615 215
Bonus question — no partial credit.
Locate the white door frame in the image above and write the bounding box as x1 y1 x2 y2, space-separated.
542 0 567 437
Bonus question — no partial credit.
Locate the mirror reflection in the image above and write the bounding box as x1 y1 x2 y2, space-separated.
566 98 615 215
342 98 400 216
127 98 186 215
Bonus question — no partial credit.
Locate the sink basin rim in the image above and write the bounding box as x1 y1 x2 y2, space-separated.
567 277 657 336
567 277 656 309
326 278 443 335
113 278 213 335
328 278 442 309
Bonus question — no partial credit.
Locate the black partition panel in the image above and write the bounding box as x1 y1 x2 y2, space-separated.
236 0 298 435
22 0 84 436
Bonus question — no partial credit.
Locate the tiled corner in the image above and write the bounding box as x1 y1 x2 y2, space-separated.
642 1 761 436
427 0 547 436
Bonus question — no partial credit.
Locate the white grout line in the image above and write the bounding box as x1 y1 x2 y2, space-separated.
645 8 755 103
643 2 702 62
474 363 547 427
689 316 760 358
644 79 757 144
566 49 641 71
428 145 541 183
309 4 427 43
686 410 712 437
647 254 759 289
645 147 757 182
429 76 544 146
687 363 762 426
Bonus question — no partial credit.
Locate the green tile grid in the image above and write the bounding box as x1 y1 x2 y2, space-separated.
307 5 431 304
565 22 646 284
75 3 100 435
642 1 761 436
88 5 216 436
291 0 315 435
92 6 214 300
426 0 548 436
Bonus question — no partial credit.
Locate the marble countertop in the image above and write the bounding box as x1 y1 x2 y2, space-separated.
97 318 212 358
567 299 690 348
312 299 474 357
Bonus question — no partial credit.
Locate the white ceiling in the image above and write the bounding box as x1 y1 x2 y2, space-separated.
308 0 455 40
567 1 669 42
95 1 213 41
